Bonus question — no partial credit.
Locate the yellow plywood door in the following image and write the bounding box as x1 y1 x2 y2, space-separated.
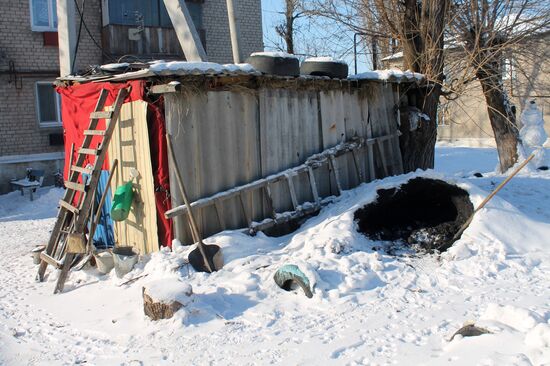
107 100 159 254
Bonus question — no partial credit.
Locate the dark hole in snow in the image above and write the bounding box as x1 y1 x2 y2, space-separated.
354 178 474 252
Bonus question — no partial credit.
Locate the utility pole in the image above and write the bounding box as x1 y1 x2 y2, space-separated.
163 0 208 62
226 0 243 63
57 0 77 76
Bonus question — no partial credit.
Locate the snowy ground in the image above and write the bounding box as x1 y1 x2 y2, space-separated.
0 146 549 366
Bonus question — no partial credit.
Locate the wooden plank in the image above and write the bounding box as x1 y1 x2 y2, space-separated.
78 148 99 156
83 129 106 136
71 165 92 175
64 181 86 192
150 83 182 94
59 200 79 214
90 111 113 119
329 155 343 195
107 100 159 254
39 252 62 269
264 183 277 218
213 199 226 230
307 166 320 204
286 173 299 210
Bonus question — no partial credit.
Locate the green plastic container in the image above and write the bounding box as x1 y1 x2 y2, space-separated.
111 182 134 222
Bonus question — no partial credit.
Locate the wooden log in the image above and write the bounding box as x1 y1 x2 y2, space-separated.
143 288 183 321
142 282 193 321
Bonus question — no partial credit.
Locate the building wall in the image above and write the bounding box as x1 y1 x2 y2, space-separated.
0 0 102 157
203 0 264 63
382 35 550 146
0 0 264 193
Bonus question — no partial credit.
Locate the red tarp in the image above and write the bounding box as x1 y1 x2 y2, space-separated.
56 81 173 247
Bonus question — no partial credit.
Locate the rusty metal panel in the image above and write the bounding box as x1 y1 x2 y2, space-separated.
107 100 159 254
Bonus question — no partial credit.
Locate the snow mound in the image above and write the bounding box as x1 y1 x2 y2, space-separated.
144 277 193 305
481 303 543 332
304 57 347 64
250 51 299 59
349 68 424 82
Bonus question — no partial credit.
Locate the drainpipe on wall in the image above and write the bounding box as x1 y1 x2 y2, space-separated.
226 0 243 64
57 0 77 76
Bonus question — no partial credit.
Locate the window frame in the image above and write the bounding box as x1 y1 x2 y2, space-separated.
35 81 62 128
29 0 58 32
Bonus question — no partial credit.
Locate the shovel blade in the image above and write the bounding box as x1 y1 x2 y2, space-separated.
188 244 223 273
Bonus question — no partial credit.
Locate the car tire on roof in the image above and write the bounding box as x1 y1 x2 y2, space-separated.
300 60 349 79
246 54 300 77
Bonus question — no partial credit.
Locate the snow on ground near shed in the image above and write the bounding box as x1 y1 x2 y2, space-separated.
0 146 549 365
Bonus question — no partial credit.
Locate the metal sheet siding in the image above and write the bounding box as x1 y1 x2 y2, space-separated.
165 84 404 243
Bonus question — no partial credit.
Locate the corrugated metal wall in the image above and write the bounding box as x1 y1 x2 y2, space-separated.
165 82 403 243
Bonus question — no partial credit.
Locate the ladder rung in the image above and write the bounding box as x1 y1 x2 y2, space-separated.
90 111 113 119
83 129 106 136
65 181 86 192
71 165 93 175
59 200 79 214
40 252 62 269
79 148 99 156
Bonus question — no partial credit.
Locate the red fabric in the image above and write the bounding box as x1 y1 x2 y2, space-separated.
56 81 143 181
147 98 173 247
56 80 172 247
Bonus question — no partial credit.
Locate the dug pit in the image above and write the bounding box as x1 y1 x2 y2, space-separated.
354 178 474 252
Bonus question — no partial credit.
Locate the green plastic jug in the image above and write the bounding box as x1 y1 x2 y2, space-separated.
111 181 134 222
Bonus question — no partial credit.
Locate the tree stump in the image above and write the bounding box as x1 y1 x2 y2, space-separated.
142 280 193 321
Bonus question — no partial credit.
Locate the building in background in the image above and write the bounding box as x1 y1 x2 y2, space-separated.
0 0 263 193
381 33 550 147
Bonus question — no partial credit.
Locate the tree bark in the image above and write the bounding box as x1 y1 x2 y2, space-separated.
285 1 295 54
477 72 519 172
398 0 448 172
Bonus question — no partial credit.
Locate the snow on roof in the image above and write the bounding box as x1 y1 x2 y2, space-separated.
304 57 347 65
381 52 403 62
91 61 260 82
249 51 299 59
349 68 424 82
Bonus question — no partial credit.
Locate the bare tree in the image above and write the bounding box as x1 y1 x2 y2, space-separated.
311 0 451 171
448 0 550 171
275 0 303 54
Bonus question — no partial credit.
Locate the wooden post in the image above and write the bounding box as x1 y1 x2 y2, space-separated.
57 0 77 76
226 0 243 63
163 0 208 62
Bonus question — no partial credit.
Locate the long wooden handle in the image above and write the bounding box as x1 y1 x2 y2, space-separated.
453 153 535 241
165 134 214 273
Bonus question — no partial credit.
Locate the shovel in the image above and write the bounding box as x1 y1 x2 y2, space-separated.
452 153 535 241
166 134 222 273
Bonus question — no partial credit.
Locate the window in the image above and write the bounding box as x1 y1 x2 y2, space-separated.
35 82 62 128
30 0 58 31
108 0 203 29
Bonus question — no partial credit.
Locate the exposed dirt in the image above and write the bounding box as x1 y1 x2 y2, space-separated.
354 178 474 252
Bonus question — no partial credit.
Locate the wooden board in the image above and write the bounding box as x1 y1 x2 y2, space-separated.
107 100 159 254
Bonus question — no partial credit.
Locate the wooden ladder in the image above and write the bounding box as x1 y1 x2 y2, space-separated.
37 87 129 294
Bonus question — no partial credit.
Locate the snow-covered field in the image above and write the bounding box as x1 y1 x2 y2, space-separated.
0 146 549 366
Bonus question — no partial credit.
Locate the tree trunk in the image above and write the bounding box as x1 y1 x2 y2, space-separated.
399 85 440 171
398 0 448 172
285 1 295 54
477 72 519 172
